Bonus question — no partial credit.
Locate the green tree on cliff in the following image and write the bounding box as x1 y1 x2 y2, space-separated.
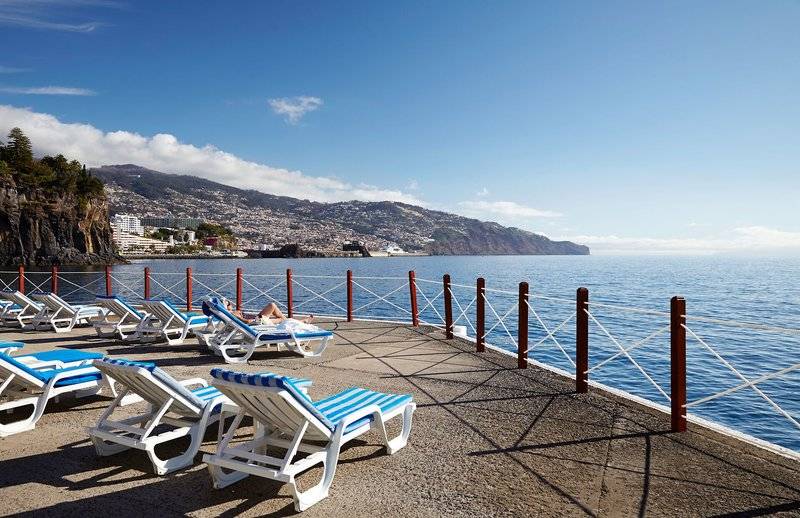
1 127 33 170
0 127 104 198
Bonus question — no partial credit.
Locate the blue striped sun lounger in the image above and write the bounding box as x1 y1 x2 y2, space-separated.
0 349 117 437
201 297 333 363
203 368 415 512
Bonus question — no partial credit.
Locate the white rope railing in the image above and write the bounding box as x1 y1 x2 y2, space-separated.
683 324 800 430
526 301 576 367
292 278 347 314
481 293 518 347
585 309 670 403
352 280 410 315
241 277 286 310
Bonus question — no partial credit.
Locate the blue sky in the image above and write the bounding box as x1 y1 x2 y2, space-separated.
1 0 799 254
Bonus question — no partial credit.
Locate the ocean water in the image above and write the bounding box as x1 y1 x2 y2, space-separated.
6 255 799 452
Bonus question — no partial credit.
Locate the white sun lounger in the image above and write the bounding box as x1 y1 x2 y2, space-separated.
204 369 415 511
27 292 108 333
135 300 212 345
0 291 43 328
88 359 312 475
92 295 147 340
0 349 116 437
202 297 333 363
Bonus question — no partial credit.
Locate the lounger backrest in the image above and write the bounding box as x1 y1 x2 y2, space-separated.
95 295 143 319
141 300 181 324
0 353 46 387
210 368 333 440
94 358 204 416
4 291 39 311
31 292 76 316
203 298 256 338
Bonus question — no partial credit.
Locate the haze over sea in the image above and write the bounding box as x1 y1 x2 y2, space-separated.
99 254 800 453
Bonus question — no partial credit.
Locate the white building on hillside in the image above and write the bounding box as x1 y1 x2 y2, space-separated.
111 223 169 254
112 214 144 236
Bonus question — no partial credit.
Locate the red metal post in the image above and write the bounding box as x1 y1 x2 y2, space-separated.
17 265 24 294
186 267 193 311
144 267 151 299
671 296 687 432
408 270 419 327
476 277 485 352
346 270 353 322
105 265 112 296
518 282 529 369
576 287 589 393
51 265 59 295
286 268 294 318
443 274 453 339
235 267 243 311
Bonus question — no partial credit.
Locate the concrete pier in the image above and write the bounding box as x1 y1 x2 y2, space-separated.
1 320 798 516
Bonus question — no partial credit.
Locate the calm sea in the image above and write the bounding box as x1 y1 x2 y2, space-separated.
12 255 800 452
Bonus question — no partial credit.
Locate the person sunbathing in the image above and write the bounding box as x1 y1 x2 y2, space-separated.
224 299 313 325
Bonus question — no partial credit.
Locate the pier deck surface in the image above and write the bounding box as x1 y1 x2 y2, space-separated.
1 320 798 517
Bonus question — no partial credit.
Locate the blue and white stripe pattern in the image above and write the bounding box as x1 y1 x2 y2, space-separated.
314 388 412 432
191 385 223 402
161 300 209 325
102 357 157 371
210 368 411 432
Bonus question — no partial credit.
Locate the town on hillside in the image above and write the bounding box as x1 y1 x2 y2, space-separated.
110 213 425 258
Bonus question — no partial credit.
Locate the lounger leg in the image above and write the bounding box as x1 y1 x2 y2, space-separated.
379 403 416 454
0 395 45 437
290 432 343 512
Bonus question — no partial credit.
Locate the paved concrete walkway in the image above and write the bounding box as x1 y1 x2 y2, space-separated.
1 320 799 517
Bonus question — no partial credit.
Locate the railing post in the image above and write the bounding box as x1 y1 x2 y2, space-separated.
346 270 353 322
144 267 151 299
105 265 112 296
408 270 419 327
51 265 59 295
235 267 243 311
186 267 193 311
576 287 589 393
671 296 687 433
443 274 453 338
18 265 24 294
286 268 293 318
476 277 485 352
518 282 529 369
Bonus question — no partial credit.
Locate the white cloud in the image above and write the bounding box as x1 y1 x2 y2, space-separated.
268 96 323 124
0 104 424 205
0 0 112 32
558 226 800 255
476 187 489 197
407 179 419 190
0 86 95 95
457 200 562 220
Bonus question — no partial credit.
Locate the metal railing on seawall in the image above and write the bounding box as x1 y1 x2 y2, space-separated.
1 264 798 459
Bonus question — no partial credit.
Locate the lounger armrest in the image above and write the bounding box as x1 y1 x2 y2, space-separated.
179 378 209 389
48 365 99 383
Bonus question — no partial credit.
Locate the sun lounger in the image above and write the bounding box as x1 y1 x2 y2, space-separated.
0 341 23 355
0 349 115 437
202 297 333 363
92 295 147 339
27 292 108 333
135 300 212 345
203 369 415 511
0 291 42 328
88 359 311 475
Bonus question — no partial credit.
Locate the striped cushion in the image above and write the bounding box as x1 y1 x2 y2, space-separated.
210 368 411 432
191 385 222 402
314 387 412 432
0 341 24 351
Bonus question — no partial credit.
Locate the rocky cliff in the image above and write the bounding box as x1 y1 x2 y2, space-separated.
0 186 118 266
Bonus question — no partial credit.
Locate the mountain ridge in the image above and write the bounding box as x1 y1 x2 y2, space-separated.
92 164 589 256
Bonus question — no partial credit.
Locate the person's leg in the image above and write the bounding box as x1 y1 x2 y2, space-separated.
257 302 286 322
